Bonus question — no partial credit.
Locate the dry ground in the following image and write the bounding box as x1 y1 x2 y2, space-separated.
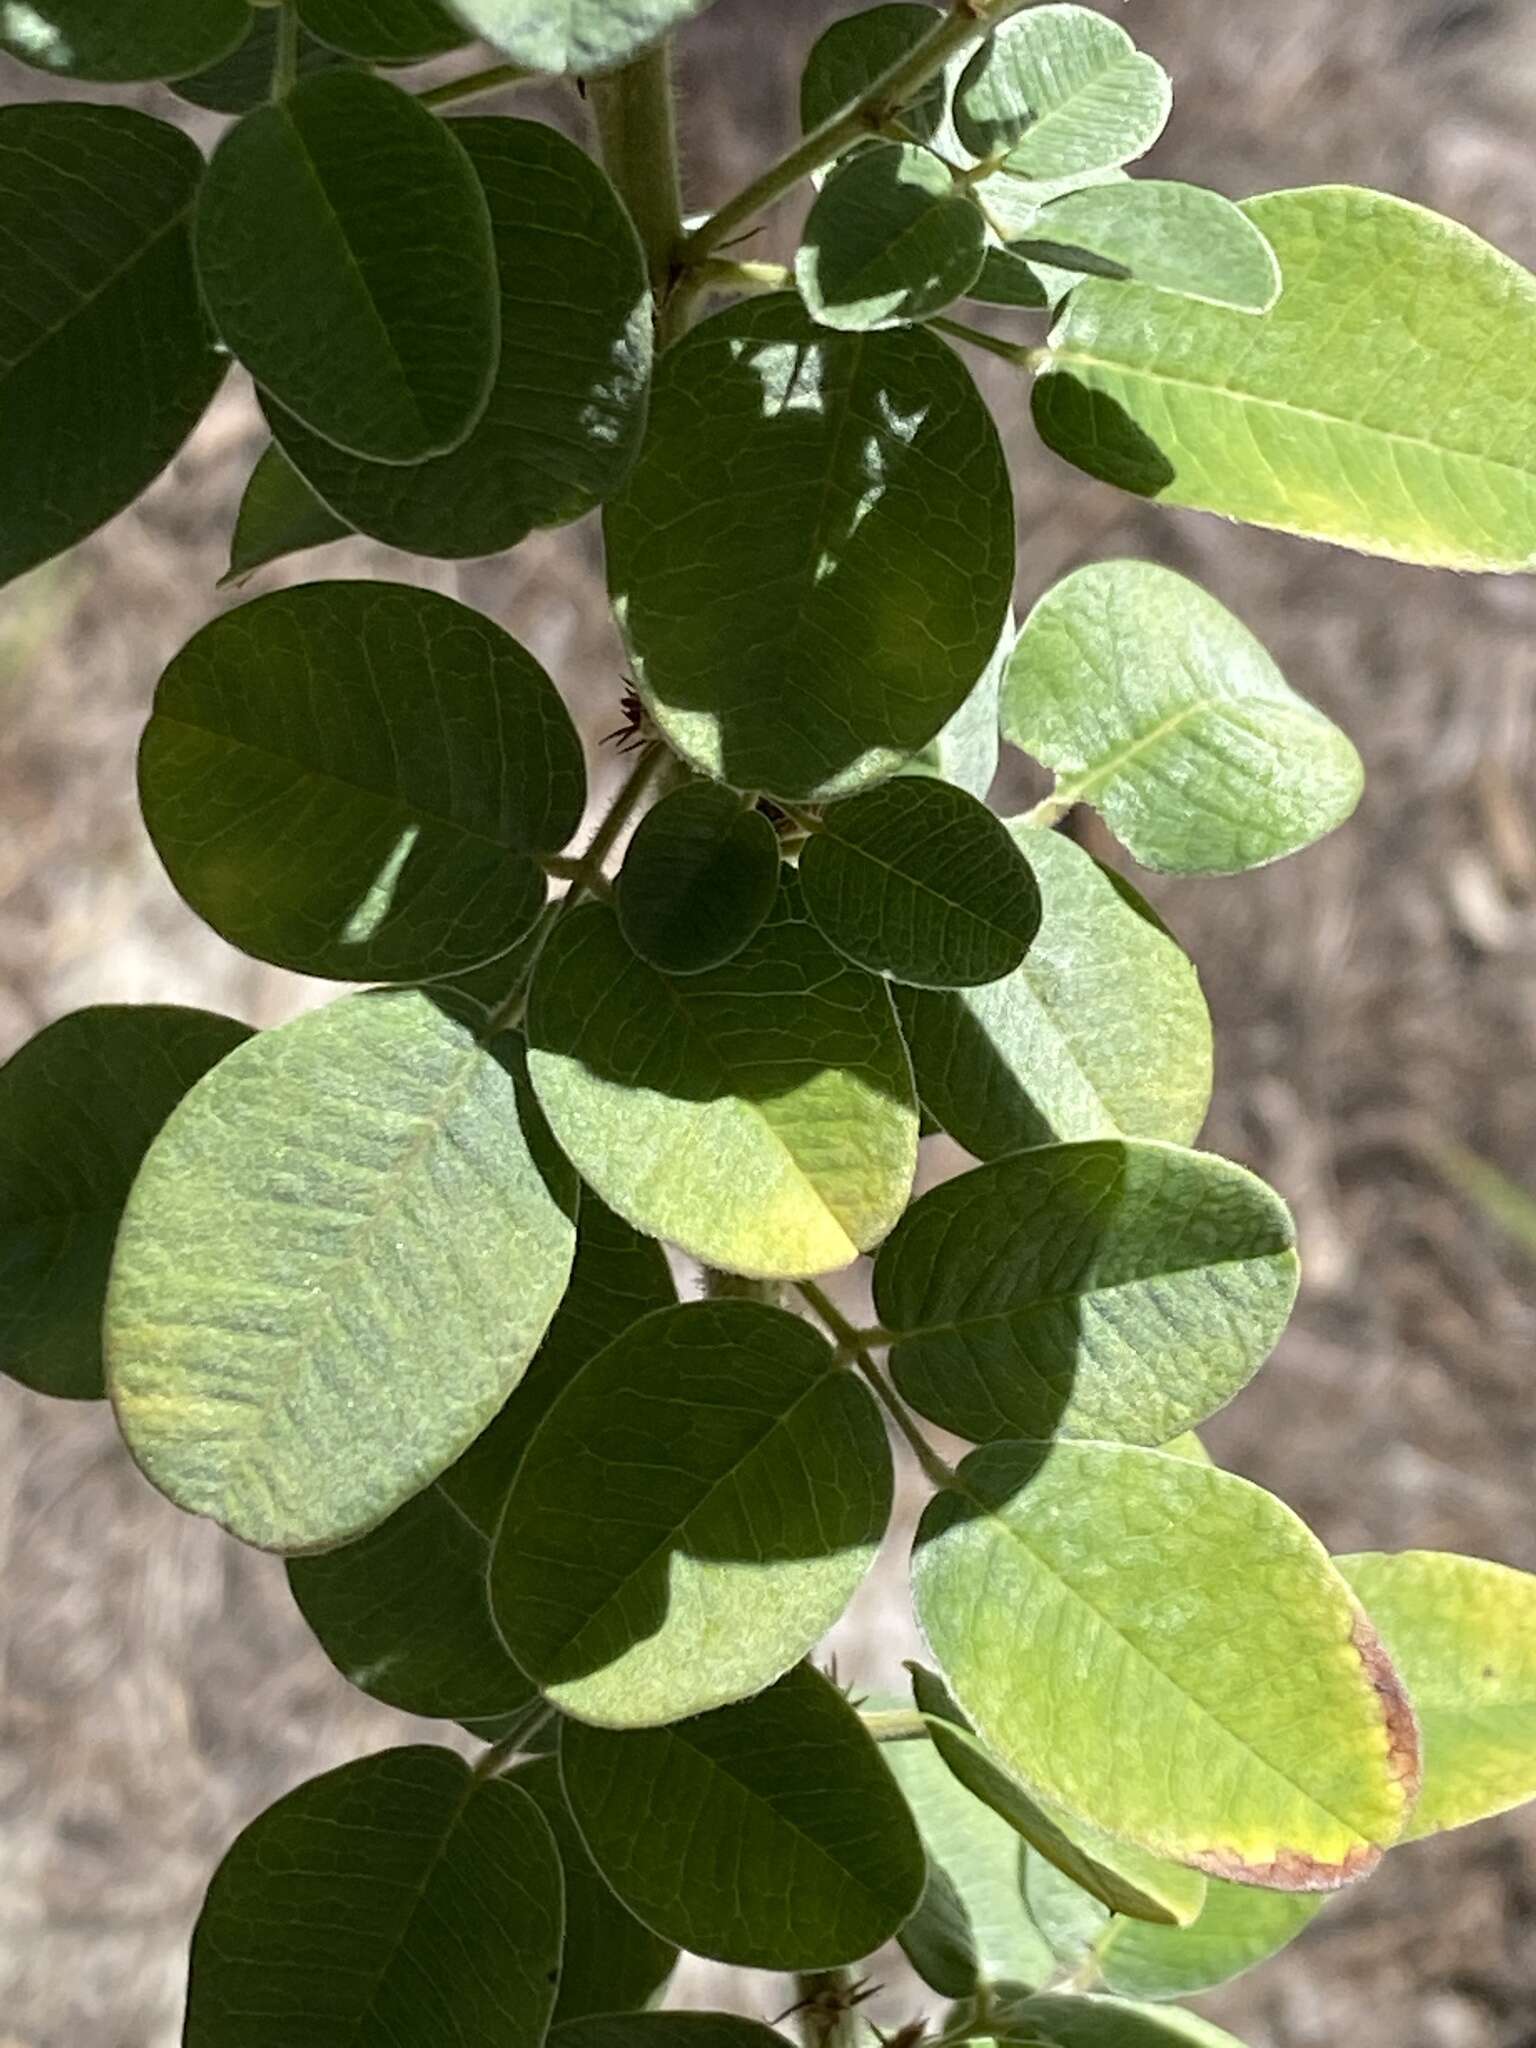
1 3 1534 2043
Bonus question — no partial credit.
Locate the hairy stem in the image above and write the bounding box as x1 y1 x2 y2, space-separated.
796 1281 959 1490
682 0 1031 264
419 60 537 109
791 1969 867 2048
590 40 686 306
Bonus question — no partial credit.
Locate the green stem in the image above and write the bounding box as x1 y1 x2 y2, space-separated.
681 0 1031 264
590 40 685 306
472 1702 554 1780
796 1281 959 1490
271 2 299 98
860 1706 929 1743
419 60 537 109
927 315 1045 369
1018 792 1072 830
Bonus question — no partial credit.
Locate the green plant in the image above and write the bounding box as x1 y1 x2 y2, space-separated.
1 1 1534 2042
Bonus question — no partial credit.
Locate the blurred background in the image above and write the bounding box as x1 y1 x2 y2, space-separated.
2 2 1534 2042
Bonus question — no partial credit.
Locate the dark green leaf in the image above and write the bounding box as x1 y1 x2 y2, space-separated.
876 1140 1297 1446
0 1006 249 1402
970 246 1052 309
184 1748 563 2048
513 1755 678 2022
798 141 986 331
195 70 498 464
298 0 468 62
802 778 1040 989
107 991 577 1553
615 781 780 975
896 827 1212 1155
444 0 719 73
1 0 247 79
140 581 583 984
221 443 352 589
492 1299 891 1725
800 4 949 146
171 11 352 113
896 609 1010 801
550 2022 785 2048
606 295 1014 801
0 105 225 590
1002 563 1364 875
913 1441 1421 1885
954 7 1171 174
1035 187 1536 573
559 1662 925 1967
526 886 917 1278
268 118 652 560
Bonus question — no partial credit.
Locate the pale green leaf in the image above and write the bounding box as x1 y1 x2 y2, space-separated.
559 1662 926 1967
616 782 780 975
184 1748 563 2048
875 1139 1298 1446
221 443 351 589
1022 182 1281 312
955 7 1171 175
1002 562 1364 875
195 70 498 464
1340 1549 1536 1839
1035 186 1536 572
605 295 1014 801
994 1992 1251 2047
881 1714 1054 1996
1093 1871 1325 2000
913 1440 1422 1886
107 991 577 1553
911 1665 1206 1927
802 778 1041 989
268 119 651 561
443 0 719 73
897 827 1212 1155
798 141 986 332
971 164 1128 246
800 4 951 149
512 1757 678 2023
140 581 584 984
526 885 917 1279
492 1299 891 1726
0 1007 250 1402
298 0 467 61
1159 1428 1211 1464
1 0 247 79
0 106 226 590
172 11 352 111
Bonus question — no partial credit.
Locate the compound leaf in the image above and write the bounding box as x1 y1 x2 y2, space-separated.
606 295 1014 802
898 827 1211 1155
913 1441 1422 1886
797 141 986 332
298 0 468 61
1339 1549 1536 1839
0 1006 250 1402
616 782 780 975
140 581 584 984
0 105 225 589
559 1662 925 1968
107 991 577 1553
875 1140 1298 1447
1035 186 1536 572
1002 562 1363 875
492 1299 891 1727
443 0 720 73
803 778 1040 989
1023 182 1280 313
222 443 351 588
195 70 498 464
268 118 652 560
527 886 917 1279
512 1757 678 2023
955 7 1171 175
183 1748 562 2048
1 0 246 79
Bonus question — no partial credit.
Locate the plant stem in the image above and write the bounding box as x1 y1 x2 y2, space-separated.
419 60 537 109
860 1706 928 1742
927 315 1045 369
791 1969 866 2048
472 1702 554 1780
796 1280 959 1490
271 3 299 98
590 40 685 306
1017 793 1072 830
681 0 1031 264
